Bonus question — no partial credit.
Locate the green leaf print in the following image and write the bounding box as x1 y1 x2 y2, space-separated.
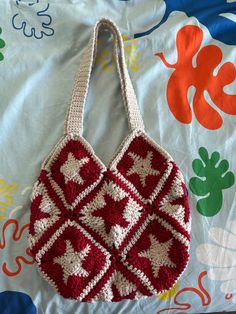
0 27 6 61
189 147 235 217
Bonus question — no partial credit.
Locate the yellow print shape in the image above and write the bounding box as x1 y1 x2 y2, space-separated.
157 282 179 301
95 34 139 72
0 179 17 221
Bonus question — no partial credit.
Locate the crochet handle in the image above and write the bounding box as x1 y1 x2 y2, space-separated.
65 18 144 136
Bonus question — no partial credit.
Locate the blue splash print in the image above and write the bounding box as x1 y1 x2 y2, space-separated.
12 0 54 39
0 291 36 314
134 0 236 46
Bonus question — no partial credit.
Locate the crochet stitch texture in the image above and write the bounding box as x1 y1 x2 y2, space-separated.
28 18 191 302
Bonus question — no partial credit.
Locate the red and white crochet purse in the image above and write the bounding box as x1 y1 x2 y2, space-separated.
28 18 191 302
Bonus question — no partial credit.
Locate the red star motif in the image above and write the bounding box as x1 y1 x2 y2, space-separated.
92 194 129 234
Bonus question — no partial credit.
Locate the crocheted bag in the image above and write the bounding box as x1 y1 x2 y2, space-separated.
28 18 191 302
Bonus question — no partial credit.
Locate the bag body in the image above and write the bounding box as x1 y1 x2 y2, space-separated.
28 18 191 302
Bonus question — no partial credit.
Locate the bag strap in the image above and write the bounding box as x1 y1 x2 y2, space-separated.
64 18 145 136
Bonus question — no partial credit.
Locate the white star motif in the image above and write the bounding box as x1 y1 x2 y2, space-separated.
60 153 89 184
53 240 90 284
39 195 53 213
138 234 176 278
127 151 160 187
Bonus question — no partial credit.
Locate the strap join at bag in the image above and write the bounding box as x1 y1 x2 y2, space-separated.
64 18 145 136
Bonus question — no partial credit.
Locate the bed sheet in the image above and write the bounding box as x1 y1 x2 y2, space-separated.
0 0 236 313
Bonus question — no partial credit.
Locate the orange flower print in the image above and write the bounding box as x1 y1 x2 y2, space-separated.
155 25 236 130
0 219 34 276
157 271 211 314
